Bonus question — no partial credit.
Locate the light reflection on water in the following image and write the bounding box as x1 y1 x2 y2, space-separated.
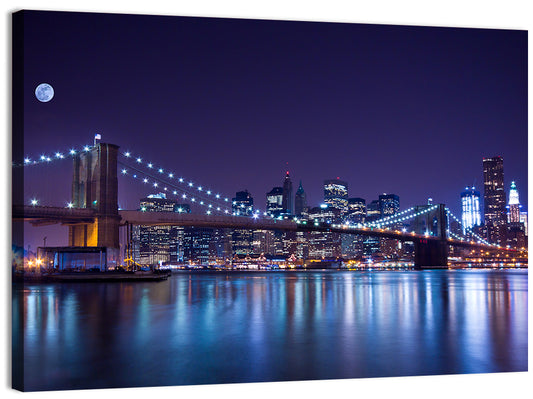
13 270 527 391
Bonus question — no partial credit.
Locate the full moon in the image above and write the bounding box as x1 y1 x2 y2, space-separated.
35 83 54 102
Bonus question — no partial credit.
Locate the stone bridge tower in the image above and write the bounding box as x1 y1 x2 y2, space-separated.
410 203 449 269
68 143 120 250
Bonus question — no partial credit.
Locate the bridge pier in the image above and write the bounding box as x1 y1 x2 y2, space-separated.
414 239 449 270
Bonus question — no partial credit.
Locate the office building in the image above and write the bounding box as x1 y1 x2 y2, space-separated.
282 171 294 215
483 156 507 244
506 181 526 249
266 187 284 218
379 193 400 217
232 190 254 255
378 194 400 257
461 186 481 233
232 190 254 216
294 181 307 216
324 179 348 214
346 198 366 224
366 200 381 222
342 198 366 259
507 181 521 223
307 205 341 258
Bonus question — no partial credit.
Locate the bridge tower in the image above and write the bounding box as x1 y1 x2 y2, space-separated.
68 143 120 251
411 203 449 269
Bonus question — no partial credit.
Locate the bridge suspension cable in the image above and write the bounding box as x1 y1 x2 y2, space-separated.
445 208 491 245
363 207 416 227
119 149 275 218
363 204 440 229
118 159 233 215
16 144 95 168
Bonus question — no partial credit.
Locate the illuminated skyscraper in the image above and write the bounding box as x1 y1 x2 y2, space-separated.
483 156 506 223
266 187 284 217
507 181 521 223
483 156 507 244
294 181 307 216
363 200 381 257
282 171 294 215
307 205 341 258
324 179 348 214
506 181 526 249
343 198 366 258
378 194 400 257
232 190 254 216
461 186 481 233
379 193 399 217
346 198 366 224
232 190 254 255
366 200 381 222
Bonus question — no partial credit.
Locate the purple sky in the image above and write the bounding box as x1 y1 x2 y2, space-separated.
16 10 528 248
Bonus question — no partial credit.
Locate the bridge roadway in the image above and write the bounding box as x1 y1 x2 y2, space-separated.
13 205 522 254
12 205 96 225
119 210 437 241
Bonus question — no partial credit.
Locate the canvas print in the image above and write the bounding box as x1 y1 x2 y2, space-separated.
12 10 527 392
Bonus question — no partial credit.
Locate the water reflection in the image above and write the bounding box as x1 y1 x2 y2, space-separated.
13 270 527 391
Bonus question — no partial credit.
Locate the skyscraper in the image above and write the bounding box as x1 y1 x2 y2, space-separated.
506 181 526 249
282 171 294 215
324 179 348 214
508 181 521 223
346 198 366 224
366 200 381 222
483 156 507 244
363 200 381 258
344 198 366 259
378 194 400 257
461 186 481 233
378 193 400 217
483 156 506 223
294 181 307 216
232 190 254 255
307 205 341 258
266 187 284 217
232 190 254 216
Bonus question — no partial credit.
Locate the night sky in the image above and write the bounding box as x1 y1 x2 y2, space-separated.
17 10 528 248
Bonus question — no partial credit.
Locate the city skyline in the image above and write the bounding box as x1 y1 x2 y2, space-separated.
16 10 527 249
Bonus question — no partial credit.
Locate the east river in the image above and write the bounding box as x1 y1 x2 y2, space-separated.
12 269 527 391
